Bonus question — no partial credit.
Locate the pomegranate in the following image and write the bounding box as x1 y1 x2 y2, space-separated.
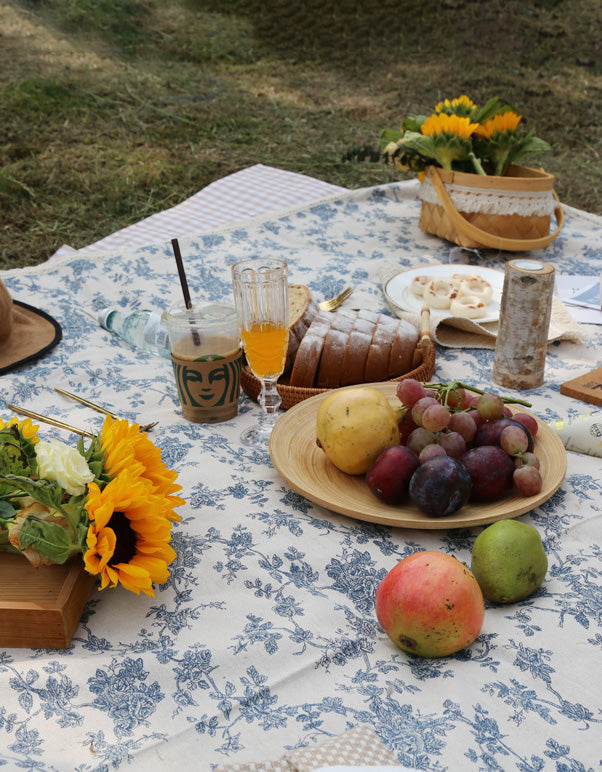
375 551 485 658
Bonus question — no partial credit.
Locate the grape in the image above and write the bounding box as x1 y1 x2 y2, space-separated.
513 465 543 496
419 443 447 463
398 409 419 443
476 392 505 421
366 445 420 505
397 378 427 407
474 417 534 453
406 427 436 456
422 403 451 432
514 451 540 470
460 445 514 501
500 425 529 456
448 411 477 443
512 412 539 437
466 408 486 429
411 396 439 427
409 456 472 517
439 431 467 459
465 394 481 408
441 386 466 411
502 405 513 418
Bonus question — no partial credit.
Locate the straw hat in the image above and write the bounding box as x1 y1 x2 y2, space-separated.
0 279 62 375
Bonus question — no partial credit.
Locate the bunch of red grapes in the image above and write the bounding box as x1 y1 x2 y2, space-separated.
366 379 543 518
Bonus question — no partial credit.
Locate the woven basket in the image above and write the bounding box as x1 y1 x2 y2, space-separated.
419 165 564 251
241 328 436 411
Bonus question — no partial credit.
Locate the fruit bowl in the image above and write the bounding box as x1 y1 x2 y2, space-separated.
269 382 567 529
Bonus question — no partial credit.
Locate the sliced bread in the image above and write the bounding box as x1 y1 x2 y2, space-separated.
286 306 420 388
289 310 332 387
284 285 320 374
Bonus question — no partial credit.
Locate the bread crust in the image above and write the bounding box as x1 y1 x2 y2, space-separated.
285 293 420 388
284 285 319 373
289 311 331 386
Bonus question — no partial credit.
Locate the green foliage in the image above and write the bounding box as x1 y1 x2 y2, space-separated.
79 435 112 488
0 426 38 499
476 131 551 177
0 501 16 524
0 474 66 513
17 516 79 564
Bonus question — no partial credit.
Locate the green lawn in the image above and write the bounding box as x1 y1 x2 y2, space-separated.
2 0 600 268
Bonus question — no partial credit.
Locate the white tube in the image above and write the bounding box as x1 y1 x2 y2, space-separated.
548 410 602 458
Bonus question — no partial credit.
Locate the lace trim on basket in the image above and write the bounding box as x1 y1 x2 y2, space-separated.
420 178 556 216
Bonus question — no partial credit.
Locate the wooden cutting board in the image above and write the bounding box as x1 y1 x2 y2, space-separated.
560 366 602 407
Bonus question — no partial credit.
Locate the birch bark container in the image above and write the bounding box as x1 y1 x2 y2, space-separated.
492 259 555 390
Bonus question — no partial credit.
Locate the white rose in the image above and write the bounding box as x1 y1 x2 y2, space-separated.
35 440 95 496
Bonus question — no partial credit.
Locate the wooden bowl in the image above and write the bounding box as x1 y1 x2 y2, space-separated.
269 382 567 529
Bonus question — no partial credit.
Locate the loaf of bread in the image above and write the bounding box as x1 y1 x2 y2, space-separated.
283 285 320 374
289 306 419 388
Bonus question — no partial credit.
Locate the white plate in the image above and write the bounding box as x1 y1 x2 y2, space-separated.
385 264 505 323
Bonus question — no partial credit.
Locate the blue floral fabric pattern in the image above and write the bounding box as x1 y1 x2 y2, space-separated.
1 177 601 771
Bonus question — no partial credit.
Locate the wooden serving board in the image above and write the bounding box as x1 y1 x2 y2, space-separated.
0 554 97 649
560 366 602 407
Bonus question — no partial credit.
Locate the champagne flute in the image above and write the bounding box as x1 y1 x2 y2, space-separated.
231 258 289 448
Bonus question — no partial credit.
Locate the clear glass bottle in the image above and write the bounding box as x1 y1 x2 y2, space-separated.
98 308 171 359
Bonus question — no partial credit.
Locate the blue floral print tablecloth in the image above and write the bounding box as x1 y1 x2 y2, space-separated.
1 177 601 772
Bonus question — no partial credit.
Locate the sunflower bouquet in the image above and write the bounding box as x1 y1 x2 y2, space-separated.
0 415 184 597
380 94 550 178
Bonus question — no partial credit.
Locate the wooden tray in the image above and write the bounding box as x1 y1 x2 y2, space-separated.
0 554 97 649
269 382 567 529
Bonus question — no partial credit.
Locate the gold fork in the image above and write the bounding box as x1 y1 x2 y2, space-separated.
54 387 159 432
318 286 353 312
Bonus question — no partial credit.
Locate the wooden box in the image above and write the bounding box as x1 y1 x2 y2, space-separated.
0 554 97 649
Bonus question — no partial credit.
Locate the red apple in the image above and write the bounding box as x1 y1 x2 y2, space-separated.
375 551 485 657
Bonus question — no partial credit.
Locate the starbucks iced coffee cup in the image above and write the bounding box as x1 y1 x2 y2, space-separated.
162 302 242 423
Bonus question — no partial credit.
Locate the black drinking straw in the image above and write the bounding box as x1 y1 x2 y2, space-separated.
171 238 192 309
171 238 201 345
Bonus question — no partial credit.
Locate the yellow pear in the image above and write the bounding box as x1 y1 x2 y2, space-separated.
316 387 401 475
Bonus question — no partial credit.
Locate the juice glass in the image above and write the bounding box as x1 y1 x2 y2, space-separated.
232 258 289 448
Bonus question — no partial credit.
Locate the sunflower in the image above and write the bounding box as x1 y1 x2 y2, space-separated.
99 416 184 522
476 110 522 139
0 416 39 443
377 94 548 177
83 469 177 596
434 95 477 118
413 113 484 172
473 110 549 175
421 113 480 141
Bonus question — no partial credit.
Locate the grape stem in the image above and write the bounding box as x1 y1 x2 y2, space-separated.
426 381 532 408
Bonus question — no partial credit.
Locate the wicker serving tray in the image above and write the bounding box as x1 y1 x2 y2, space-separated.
241 328 436 411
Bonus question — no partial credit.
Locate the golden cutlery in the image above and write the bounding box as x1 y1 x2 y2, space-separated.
54 387 159 432
8 404 96 439
318 286 353 312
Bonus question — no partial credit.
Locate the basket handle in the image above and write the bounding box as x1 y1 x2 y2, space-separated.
427 166 565 251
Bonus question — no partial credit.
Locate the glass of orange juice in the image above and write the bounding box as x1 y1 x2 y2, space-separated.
231 257 289 448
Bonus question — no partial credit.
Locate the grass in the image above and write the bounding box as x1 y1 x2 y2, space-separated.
1 0 601 269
